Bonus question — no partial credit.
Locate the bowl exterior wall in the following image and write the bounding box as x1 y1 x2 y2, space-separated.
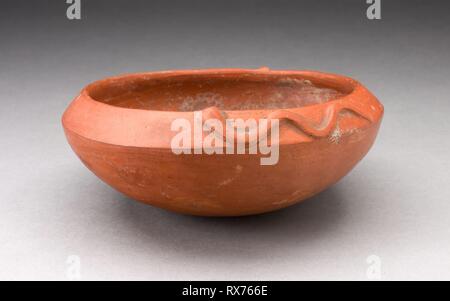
64 120 380 216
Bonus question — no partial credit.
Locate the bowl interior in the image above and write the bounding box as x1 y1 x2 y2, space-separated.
87 72 349 111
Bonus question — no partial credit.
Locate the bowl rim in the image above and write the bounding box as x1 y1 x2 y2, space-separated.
63 68 384 148
81 67 361 114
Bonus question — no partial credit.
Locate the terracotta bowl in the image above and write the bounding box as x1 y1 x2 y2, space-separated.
62 68 383 216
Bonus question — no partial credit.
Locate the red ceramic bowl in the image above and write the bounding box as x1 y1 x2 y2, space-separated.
62 68 383 216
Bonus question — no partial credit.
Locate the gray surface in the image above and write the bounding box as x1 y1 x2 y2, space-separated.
1 0 450 280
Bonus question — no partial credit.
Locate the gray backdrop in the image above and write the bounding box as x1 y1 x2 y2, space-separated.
1 0 449 280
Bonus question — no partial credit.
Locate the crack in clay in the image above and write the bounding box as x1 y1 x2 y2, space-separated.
218 165 243 187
